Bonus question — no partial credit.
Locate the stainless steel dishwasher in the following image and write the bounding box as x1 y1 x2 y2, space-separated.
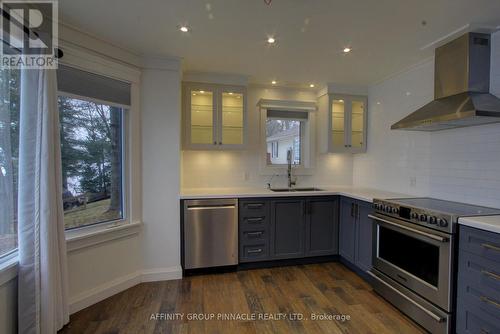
184 198 238 269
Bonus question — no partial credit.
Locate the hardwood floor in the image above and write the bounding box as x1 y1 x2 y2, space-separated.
59 262 425 334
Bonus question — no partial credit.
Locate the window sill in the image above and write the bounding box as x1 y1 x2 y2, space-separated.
0 252 18 286
66 220 143 252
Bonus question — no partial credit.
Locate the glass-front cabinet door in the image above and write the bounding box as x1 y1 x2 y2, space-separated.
189 88 216 146
331 98 347 151
219 87 245 147
328 94 367 153
183 83 246 150
349 98 366 152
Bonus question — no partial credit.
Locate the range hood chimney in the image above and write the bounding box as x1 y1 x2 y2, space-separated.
391 32 500 131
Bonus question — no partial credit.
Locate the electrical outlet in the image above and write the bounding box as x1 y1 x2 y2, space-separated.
410 176 417 188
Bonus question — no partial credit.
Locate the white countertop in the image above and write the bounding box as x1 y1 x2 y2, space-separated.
180 185 407 203
458 216 500 234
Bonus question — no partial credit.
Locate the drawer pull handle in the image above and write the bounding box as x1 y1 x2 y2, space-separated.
481 243 500 253
247 204 264 209
247 248 263 254
480 296 500 309
481 270 500 281
247 231 263 237
246 217 264 223
480 329 489 334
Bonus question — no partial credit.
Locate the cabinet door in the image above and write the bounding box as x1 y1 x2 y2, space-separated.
270 199 305 259
219 86 246 148
349 97 367 153
339 198 356 263
330 97 348 152
184 84 217 149
305 198 338 256
355 201 374 272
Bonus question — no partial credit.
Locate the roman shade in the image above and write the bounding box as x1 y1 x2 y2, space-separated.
267 110 309 120
57 65 131 106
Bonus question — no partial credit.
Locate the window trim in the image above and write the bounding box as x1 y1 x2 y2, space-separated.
0 251 18 286
258 99 317 176
58 42 142 245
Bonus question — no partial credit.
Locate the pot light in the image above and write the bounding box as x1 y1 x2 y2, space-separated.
343 47 351 53
309 84 315 88
267 37 276 44
200 90 205 94
179 26 190 33
228 92 233 95
271 80 277 85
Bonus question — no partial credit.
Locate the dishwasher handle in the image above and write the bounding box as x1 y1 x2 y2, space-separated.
187 204 236 210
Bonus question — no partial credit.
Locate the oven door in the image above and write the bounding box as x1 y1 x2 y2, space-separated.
370 214 453 311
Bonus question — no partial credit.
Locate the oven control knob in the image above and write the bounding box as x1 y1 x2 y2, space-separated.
438 218 448 227
385 206 392 213
392 207 399 214
429 216 437 224
411 212 419 219
419 214 427 222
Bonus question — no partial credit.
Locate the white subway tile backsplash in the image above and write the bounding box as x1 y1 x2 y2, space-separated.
354 31 500 208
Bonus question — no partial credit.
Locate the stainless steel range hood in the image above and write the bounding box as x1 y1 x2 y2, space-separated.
391 33 500 131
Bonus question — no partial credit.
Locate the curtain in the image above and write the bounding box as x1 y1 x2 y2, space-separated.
18 68 69 334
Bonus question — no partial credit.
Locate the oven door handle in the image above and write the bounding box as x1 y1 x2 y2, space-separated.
368 215 448 243
367 271 445 323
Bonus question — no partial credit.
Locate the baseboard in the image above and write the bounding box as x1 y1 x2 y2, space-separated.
69 265 183 314
141 266 183 282
69 270 142 314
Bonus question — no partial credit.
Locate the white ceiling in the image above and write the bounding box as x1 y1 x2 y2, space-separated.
59 0 500 88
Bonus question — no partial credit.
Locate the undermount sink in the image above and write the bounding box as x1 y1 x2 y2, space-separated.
270 187 324 192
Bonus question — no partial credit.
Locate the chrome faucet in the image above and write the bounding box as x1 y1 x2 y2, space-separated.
287 149 296 189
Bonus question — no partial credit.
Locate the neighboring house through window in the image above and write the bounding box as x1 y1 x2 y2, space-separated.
266 110 306 165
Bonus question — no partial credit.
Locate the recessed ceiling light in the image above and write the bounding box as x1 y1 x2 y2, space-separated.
271 80 277 85
192 93 197 96
309 84 315 88
200 90 205 93
228 92 233 95
267 37 276 44
339 99 344 103
179 26 190 33
343 47 351 53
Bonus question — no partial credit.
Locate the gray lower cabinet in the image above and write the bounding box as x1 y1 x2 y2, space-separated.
239 196 339 263
355 201 374 272
456 225 500 334
339 197 356 263
339 197 373 272
305 197 339 256
270 198 306 259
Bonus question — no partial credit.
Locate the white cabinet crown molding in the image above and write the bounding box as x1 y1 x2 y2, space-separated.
257 99 317 111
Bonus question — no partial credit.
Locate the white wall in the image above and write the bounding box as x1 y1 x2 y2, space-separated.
141 64 183 278
354 31 500 207
0 278 16 333
182 86 354 189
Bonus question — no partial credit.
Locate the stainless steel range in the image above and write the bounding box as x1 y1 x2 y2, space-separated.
368 197 500 334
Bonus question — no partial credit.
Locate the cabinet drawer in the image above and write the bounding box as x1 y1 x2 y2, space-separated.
240 230 267 245
456 298 500 334
458 251 500 304
460 226 500 263
239 244 269 262
240 200 269 216
240 216 268 231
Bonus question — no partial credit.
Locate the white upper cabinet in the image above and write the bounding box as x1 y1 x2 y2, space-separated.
318 93 367 153
183 82 247 150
